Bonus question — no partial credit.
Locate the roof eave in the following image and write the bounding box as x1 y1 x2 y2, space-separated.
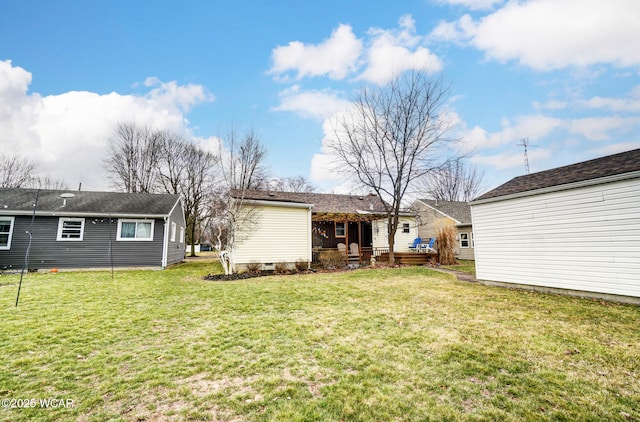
237 198 314 209
414 199 462 224
0 210 171 218
471 170 640 205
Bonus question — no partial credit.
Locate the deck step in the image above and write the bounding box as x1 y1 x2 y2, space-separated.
377 252 437 265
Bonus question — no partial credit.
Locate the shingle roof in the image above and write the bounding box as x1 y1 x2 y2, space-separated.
232 189 389 214
475 148 640 201
0 188 181 216
417 199 472 225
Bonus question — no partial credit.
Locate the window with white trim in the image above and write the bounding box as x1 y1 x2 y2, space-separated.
170 222 177 242
0 217 15 250
57 218 85 241
117 219 154 241
179 227 185 244
402 223 410 233
335 222 346 238
460 232 470 248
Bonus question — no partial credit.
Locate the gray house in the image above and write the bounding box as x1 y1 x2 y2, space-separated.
410 199 475 260
0 188 186 270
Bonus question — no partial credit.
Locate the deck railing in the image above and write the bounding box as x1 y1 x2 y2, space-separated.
311 246 390 265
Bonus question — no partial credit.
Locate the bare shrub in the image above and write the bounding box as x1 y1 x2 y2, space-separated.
435 218 457 265
274 262 289 274
295 260 309 272
245 262 262 274
319 250 346 269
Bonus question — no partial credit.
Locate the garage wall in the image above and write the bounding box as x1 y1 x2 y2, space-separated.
472 177 640 298
232 203 311 270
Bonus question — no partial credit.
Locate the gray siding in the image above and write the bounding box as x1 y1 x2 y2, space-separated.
0 216 167 270
166 202 186 266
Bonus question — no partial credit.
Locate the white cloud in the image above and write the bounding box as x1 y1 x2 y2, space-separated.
358 15 442 85
0 60 213 190
268 24 362 81
430 0 640 70
429 15 476 44
143 77 214 112
567 116 640 140
435 0 504 10
588 141 640 157
271 85 352 120
578 86 640 112
533 100 569 111
472 147 551 171
268 15 442 86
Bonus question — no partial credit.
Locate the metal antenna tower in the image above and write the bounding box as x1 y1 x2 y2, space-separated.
517 138 533 174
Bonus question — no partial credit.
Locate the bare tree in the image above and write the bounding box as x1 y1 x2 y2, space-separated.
421 158 484 201
181 144 217 257
210 128 269 274
104 122 162 193
268 176 316 192
153 132 218 256
328 70 455 263
28 176 69 190
156 131 189 195
0 154 36 188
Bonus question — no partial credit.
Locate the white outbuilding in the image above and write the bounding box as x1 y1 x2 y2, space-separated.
471 148 640 303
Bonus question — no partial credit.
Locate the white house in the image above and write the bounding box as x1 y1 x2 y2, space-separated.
231 196 313 272
471 148 640 303
229 190 418 272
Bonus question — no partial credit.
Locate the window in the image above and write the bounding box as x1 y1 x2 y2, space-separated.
460 232 470 248
57 218 85 241
117 219 154 241
170 222 177 242
335 222 346 238
402 223 410 233
179 227 185 244
0 217 15 250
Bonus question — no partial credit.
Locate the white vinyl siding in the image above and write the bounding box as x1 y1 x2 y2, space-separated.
372 216 417 252
0 216 15 249
117 219 155 241
56 218 85 241
233 204 311 267
472 177 640 298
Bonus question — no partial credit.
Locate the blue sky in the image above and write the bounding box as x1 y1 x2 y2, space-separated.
1 0 639 195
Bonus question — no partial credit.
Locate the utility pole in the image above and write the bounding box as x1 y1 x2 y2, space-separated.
517 138 533 174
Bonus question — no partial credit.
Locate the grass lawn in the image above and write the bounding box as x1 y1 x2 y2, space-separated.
1 261 639 421
442 260 476 276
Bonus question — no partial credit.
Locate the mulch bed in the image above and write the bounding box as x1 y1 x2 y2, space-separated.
203 263 412 282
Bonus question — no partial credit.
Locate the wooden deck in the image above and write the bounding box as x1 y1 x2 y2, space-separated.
377 252 437 265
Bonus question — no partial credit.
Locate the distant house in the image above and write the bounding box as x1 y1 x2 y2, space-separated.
230 189 417 272
410 199 475 260
0 188 186 270
471 148 640 302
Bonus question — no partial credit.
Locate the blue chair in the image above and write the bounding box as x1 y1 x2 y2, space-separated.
409 237 422 252
421 238 436 253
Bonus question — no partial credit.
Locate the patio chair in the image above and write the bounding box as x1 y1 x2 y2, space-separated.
348 243 359 262
409 238 422 252
421 237 436 253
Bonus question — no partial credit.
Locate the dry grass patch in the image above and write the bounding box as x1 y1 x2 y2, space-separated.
1 262 639 421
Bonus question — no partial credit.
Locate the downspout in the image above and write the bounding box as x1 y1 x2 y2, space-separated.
161 216 169 269
307 205 313 270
